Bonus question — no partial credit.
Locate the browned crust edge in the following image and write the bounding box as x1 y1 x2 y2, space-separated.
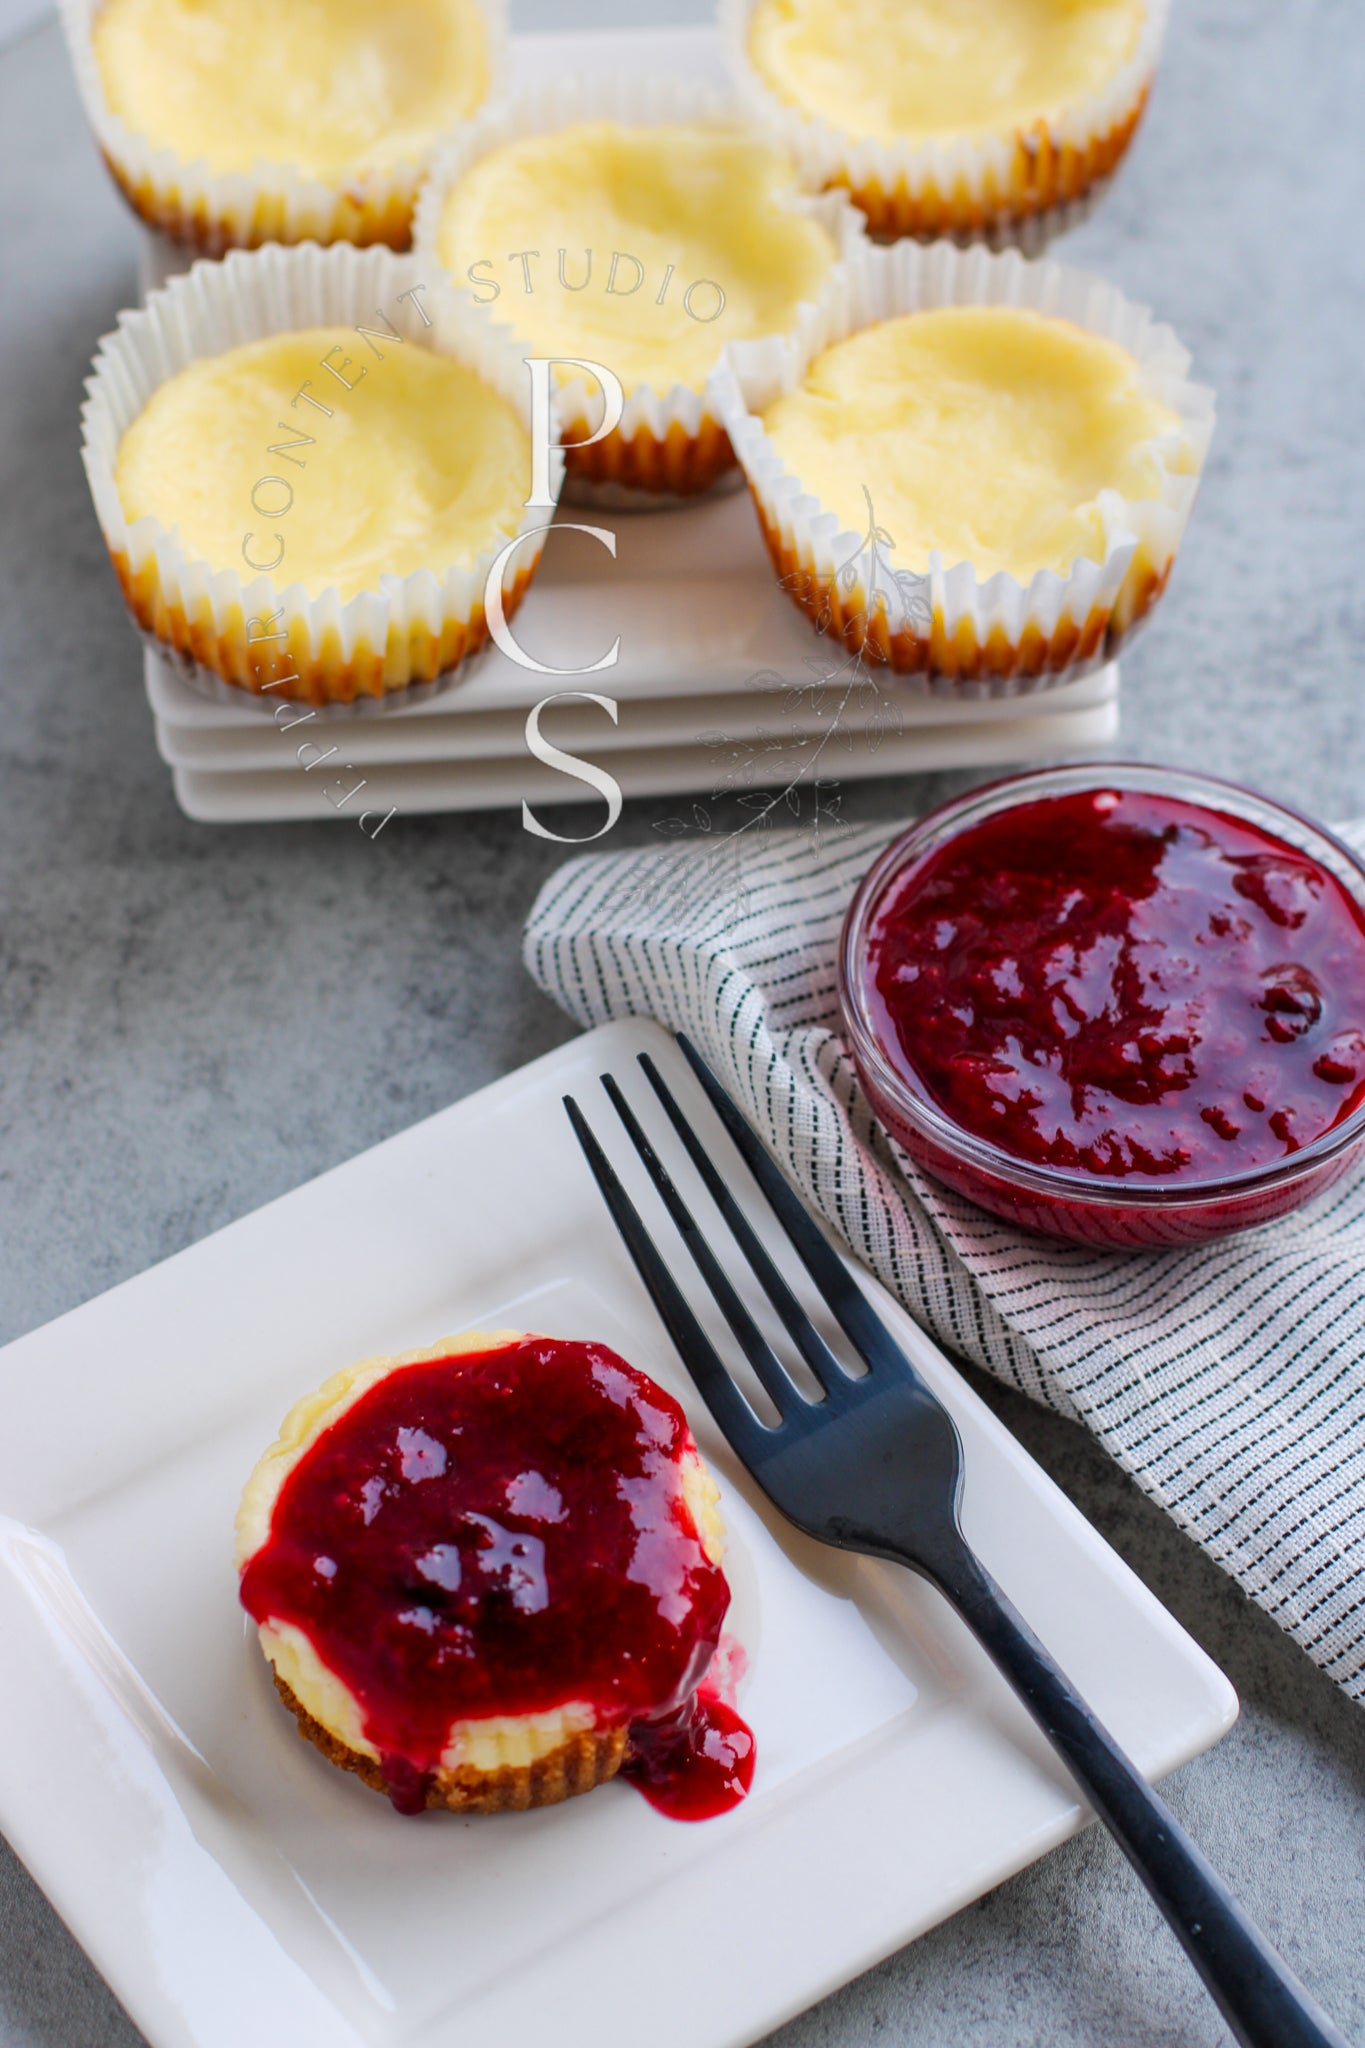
561 410 736 497
101 151 416 256
109 552 538 706
754 498 1170 685
834 89 1150 244
273 1671 630 1814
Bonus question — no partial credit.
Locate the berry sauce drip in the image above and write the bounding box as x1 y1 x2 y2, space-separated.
239 1337 752 1820
865 788 1365 1181
623 1689 756 1821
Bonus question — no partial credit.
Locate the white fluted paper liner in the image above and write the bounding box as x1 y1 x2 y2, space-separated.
708 238 1214 697
719 0 1168 252
81 241 564 709
59 0 508 255
412 71 866 502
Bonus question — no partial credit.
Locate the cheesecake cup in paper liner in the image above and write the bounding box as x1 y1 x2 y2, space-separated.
81 241 564 710
412 72 866 505
59 0 507 256
720 0 1168 252
707 239 1214 697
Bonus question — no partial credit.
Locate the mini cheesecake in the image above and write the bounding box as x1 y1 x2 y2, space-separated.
424 113 841 495
710 241 1213 689
84 0 494 250
82 242 556 708
115 328 530 605
748 0 1146 146
236 1332 753 1818
736 0 1160 245
97 304 541 705
760 305 1182 585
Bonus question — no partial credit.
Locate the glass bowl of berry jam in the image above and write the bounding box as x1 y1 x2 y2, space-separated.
839 764 1365 1248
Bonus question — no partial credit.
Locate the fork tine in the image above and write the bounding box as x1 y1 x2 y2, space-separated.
637 1052 853 1401
599 1076 811 1424
674 1033 919 1385
563 1095 763 1447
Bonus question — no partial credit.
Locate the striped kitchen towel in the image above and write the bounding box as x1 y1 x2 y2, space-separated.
524 815 1365 1704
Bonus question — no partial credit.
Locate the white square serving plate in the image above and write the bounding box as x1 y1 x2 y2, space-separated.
0 1021 1235 2048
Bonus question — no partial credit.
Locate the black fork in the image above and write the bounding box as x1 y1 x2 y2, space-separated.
564 1033 1351 2048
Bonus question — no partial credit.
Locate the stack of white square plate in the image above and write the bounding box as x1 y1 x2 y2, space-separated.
150 467 1119 824
137 25 1121 828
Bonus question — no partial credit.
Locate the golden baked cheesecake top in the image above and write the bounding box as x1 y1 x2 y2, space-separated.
760 304 1184 583
92 0 492 180
436 120 838 395
746 0 1147 144
236 1331 754 1818
114 327 530 602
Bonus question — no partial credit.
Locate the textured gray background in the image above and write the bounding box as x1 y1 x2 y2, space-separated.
2 1 1365 2043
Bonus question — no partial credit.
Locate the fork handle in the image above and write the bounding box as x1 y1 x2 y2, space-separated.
919 1533 1351 2048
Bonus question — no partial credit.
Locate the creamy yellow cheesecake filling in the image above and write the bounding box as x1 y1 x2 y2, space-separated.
761 306 1183 583
93 0 491 180
236 1333 727 1774
436 121 837 395
115 330 530 602
747 0 1147 144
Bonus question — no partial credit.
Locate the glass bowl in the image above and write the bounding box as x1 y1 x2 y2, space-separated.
838 763 1365 1249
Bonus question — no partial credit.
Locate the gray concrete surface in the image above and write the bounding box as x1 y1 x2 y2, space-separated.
2 2 1364 2043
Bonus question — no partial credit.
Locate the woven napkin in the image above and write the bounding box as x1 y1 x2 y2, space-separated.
524 814 1365 1705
